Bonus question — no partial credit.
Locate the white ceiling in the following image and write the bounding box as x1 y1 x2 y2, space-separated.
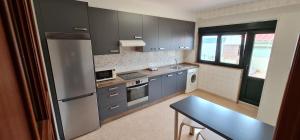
137 0 257 12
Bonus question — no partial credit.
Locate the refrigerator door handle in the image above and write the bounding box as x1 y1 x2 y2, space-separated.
61 93 94 102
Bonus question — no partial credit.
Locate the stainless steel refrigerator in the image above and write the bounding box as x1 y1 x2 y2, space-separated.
46 33 99 140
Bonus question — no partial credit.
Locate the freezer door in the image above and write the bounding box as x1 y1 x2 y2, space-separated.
58 93 99 140
47 38 96 100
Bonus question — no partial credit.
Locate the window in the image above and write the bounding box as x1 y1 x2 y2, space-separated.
199 34 245 67
220 35 242 65
248 33 275 79
198 20 277 68
200 36 218 61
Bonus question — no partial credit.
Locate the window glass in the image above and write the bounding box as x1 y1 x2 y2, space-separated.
248 33 275 79
200 36 218 61
220 35 242 65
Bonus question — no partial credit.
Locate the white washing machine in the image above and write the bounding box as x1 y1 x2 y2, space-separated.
185 68 199 93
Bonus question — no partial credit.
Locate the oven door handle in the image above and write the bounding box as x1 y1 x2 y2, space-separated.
127 83 148 90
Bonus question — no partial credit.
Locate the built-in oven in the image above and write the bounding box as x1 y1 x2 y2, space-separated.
126 77 149 107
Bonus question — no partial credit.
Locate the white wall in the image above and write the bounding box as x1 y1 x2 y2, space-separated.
198 64 243 101
257 11 300 125
78 0 196 21
184 4 300 125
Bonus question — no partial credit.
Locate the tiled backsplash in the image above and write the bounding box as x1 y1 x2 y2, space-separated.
94 47 185 73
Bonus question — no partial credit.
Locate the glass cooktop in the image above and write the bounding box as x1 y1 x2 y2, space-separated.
118 72 147 80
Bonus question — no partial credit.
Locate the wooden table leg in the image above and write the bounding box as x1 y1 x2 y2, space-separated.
174 111 178 140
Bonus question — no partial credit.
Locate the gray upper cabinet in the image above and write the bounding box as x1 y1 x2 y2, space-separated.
149 76 162 102
176 70 187 92
182 22 195 50
118 12 143 40
158 18 174 51
39 0 89 33
88 8 120 55
142 15 159 52
159 18 195 51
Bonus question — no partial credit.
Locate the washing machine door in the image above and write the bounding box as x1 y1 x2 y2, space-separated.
191 74 197 83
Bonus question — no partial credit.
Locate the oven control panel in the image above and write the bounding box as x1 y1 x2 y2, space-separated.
126 77 149 87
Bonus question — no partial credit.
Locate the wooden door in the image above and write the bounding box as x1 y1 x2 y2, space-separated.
0 0 55 139
274 35 300 140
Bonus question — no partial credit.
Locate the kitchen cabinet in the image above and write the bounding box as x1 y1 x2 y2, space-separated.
158 18 175 51
88 8 120 55
159 18 195 51
118 11 143 40
39 0 89 33
142 15 159 52
162 72 178 96
176 70 188 92
178 21 195 50
148 76 163 102
97 84 127 121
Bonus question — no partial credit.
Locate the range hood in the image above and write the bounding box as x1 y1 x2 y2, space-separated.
119 40 146 47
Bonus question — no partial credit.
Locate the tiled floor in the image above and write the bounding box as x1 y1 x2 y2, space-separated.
76 90 258 140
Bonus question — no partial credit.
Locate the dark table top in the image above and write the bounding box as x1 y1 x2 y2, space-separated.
170 96 275 140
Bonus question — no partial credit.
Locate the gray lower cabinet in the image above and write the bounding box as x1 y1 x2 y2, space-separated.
118 11 143 40
142 15 159 52
149 76 163 102
39 0 89 33
176 70 188 92
162 72 178 97
88 8 120 55
97 84 127 121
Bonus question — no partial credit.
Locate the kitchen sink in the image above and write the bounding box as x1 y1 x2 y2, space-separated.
170 65 183 70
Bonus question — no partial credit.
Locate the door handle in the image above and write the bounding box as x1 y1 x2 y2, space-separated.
61 93 94 102
109 92 120 97
134 36 142 39
167 74 173 77
159 48 165 50
73 27 88 31
109 105 120 110
110 50 119 53
127 84 148 90
150 79 157 81
178 72 183 75
109 87 119 91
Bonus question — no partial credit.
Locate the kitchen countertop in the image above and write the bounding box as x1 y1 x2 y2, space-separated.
96 63 199 89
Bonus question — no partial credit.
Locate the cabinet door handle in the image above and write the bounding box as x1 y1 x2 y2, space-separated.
150 79 157 81
159 48 165 50
134 36 142 39
109 105 120 110
178 72 183 75
167 74 173 77
179 46 185 49
108 87 119 91
110 50 119 53
109 92 119 97
73 27 88 31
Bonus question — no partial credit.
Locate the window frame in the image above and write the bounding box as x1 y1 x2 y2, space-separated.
197 20 277 69
199 32 246 68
